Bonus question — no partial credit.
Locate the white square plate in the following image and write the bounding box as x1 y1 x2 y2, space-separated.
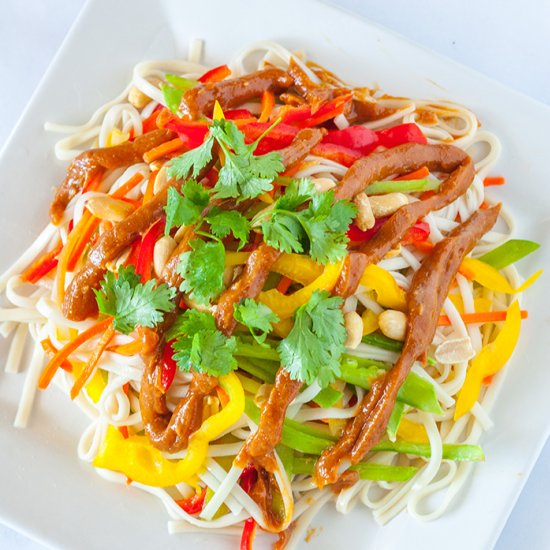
1 0 549 548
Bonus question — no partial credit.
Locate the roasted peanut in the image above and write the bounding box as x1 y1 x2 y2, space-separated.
354 192 375 230
378 309 408 341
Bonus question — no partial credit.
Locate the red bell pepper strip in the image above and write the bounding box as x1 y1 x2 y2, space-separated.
135 218 165 282
347 218 429 245
323 125 378 155
239 465 258 494
224 109 255 120
240 122 299 155
240 518 257 550
164 119 209 150
324 122 427 157
21 241 63 284
198 64 231 83
401 220 430 245
311 142 362 167
161 340 178 392
376 123 427 148
176 488 206 515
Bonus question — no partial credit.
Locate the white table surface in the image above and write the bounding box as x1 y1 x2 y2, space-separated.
1 0 548 548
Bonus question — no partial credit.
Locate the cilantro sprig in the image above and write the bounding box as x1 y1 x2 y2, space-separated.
94 265 176 334
167 309 237 377
177 239 226 305
234 299 280 346
255 179 356 264
278 290 347 388
167 119 284 201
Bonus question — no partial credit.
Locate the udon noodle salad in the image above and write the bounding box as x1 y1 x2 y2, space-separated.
0 40 541 548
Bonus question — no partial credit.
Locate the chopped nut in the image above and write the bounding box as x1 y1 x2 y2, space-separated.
378 309 408 341
86 196 134 222
354 192 375 230
128 86 152 109
344 311 363 349
435 337 475 364
369 193 408 218
153 235 177 277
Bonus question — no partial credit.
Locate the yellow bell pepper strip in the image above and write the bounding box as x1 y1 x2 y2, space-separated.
396 418 430 443
454 301 521 419
71 360 106 404
94 372 244 487
224 252 323 286
360 264 407 311
460 257 541 294
361 309 379 335
271 254 323 286
258 260 344 319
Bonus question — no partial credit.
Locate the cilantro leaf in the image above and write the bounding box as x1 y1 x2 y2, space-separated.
170 310 237 377
177 239 225 304
209 119 284 201
167 134 214 180
94 265 176 334
303 190 357 263
164 181 210 235
205 207 250 250
278 290 346 388
234 299 280 345
259 183 356 264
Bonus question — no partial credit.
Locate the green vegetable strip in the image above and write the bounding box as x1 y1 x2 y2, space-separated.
365 178 440 195
362 332 403 352
313 386 344 408
374 440 485 462
361 333 436 366
292 457 417 481
165 74 198 90
340 357 443 415
386 401 405 441
235 339 280 362
478 239 540 270
244 399 482 461
237 357 276 384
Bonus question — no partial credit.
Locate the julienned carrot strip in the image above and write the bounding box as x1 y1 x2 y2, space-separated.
38 318 113 390
143 170 158 204
143 138 185 164
40 338 72 372
412 240 435 254
82 169 105 194
70 321 116 400
21 241 63 284
57 211 96 301
483 176 505 187
394 166 430 181
438 310 528 326
109 338 142 356
276 276 293 294
66 212 101 271
111 173 145 199
259 90 275 123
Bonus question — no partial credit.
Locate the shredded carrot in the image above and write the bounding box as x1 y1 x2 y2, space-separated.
276 276 293 294
394 166 430 181
143 170 158 204
109 338 143 356
479 201 490 209
21 241 63 284
483 176 505 187
40 338 72 372
259 90 275 123
70 322 116 400
82 169 105 194
438 310 528 326
216 386 229 407
111 173 145 199
118 426 129 439
57 211 97 301
143 138 185 164
122 382 130 394
66 212 101 271
282 160 316 178
38 318 113 390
